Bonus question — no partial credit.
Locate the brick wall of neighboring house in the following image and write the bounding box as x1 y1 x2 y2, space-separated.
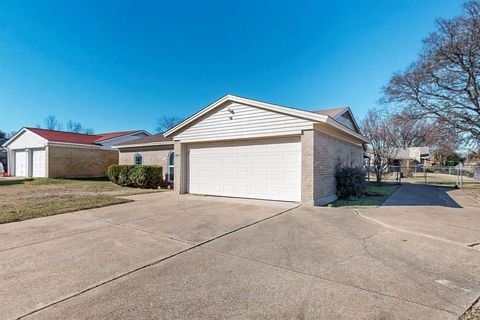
313 129 364 205
47 145 118 178
118 145 173 182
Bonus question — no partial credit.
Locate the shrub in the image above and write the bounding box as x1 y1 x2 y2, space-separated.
107 165 163 189
335 167 366 199
107 164 121 183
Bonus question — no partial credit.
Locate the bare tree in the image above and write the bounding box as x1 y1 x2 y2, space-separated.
155 116 183 133
385 110 433 149
38 116 94 134
383 1 480 146
0 130 6 140
430 131 461 165
43 115 63 131
66 120 94 134
361 109 398 184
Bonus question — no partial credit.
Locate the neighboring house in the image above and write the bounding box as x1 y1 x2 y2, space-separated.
365 147 430 167
0 138 7 172
3 128 149 178
118 95 368 205
115 134 174 183
365 146 430 178
389 147 430 166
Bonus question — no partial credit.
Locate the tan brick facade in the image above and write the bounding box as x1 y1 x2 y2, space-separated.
312 129 364 205
47 145 118 178
173 141 187 194
301 129 364 205
301 130 314 203
118 145 174 182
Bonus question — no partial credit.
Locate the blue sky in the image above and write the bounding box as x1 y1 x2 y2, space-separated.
0 0 465 134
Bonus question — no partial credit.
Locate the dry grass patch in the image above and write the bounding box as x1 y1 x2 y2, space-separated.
331 183 400 208
0 178 162 224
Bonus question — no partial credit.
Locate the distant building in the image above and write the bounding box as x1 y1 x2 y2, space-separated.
365 146 430 177
389 146 430 166
0 138 7 172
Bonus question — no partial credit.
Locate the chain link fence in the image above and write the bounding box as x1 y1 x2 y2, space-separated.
365 164 480 188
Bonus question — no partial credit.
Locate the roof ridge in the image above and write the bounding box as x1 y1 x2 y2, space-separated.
26 127 100 137
97 130 142 135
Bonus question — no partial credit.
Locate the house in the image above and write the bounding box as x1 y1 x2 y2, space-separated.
3 128 149 178
389 147 430 166
117 95 368 205
0 138 7 172
114 133 174 183
364 146 430 179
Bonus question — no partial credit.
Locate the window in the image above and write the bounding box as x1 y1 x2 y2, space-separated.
134 153 143 165
168 151 174 182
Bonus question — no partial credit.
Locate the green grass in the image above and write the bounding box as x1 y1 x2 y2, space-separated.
331 183 401 208
0 178 164 224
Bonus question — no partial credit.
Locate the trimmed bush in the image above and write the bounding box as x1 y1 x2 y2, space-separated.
335 167 366 199
107 165 163 189
107 164 121 184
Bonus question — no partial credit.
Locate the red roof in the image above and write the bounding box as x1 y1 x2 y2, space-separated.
26 128 142 145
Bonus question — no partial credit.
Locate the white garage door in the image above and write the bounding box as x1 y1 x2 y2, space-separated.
188 138 301 202
32 149 46 177
14 150 27 177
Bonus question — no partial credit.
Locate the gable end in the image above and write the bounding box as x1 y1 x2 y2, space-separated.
173 102 314 142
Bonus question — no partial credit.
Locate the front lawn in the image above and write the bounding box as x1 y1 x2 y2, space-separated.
0 178 163 224
331 183 400 208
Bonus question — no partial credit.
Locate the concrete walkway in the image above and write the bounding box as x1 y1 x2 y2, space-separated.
1 191 480 319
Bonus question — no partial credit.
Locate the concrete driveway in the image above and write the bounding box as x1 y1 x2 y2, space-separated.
1 188 479 320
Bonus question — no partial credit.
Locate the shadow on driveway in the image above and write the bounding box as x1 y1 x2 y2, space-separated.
382 183 461 208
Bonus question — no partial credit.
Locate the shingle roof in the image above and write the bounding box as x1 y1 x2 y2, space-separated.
310 107 348 118
115 133 173 147
26 128 143 145
95 130 144 142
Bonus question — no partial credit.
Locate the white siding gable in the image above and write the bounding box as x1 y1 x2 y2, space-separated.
7 130 47 150
174 102 314 142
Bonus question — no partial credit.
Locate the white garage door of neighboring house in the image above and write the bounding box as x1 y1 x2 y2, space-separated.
14 150 27 177
188 138 301 202
32 149 46 177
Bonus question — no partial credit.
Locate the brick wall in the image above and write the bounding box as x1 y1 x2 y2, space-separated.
47 145 119 178
118 146 173 182
173 142 187 194
301 130 314 203
313 130 364 205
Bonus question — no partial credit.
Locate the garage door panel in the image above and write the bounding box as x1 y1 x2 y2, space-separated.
14 151 27 177
32 149 46 177
285 154 299 164
188 138 301 202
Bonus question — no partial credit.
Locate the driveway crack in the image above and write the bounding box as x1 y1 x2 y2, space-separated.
16 204 301 319
202 246 458 316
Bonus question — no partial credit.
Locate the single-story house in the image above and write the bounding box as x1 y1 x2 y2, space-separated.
118 95 368 205
365 146 430 178
3 128 149 178
114 134 174 183
0 138 7 172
